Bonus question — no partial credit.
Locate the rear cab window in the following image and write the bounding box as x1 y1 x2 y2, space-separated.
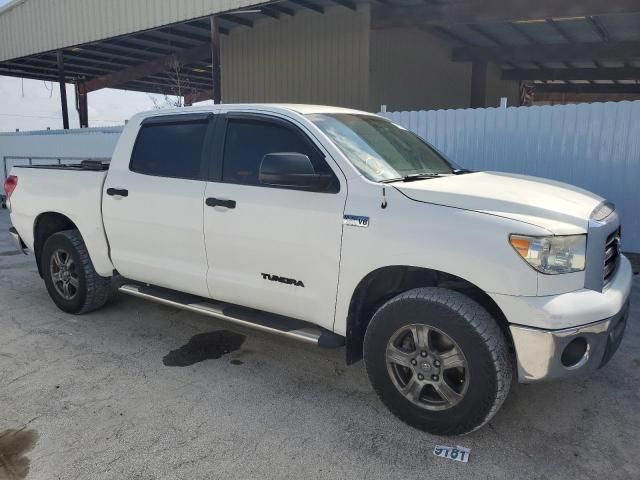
130 117 209 180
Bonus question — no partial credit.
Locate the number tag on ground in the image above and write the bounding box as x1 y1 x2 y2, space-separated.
433 445 471 463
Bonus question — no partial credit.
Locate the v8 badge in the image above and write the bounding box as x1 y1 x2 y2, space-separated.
343 214 370 228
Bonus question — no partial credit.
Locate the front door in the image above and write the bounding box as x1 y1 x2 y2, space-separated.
203 113 347 330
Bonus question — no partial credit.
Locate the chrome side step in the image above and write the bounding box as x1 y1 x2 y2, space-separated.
118 284 345 347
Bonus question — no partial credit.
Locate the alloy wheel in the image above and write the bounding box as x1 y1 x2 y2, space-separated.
50 248 80 300
385 324 469 411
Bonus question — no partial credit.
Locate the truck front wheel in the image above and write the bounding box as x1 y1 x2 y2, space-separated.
364 287 512 435
42 230 112 314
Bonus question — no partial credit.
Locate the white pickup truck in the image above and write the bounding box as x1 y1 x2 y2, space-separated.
5 104 631 435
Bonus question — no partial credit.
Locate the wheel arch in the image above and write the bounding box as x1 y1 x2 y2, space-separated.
345 265 514 365
33 211 79 277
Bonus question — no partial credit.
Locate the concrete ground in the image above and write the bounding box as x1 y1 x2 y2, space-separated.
1 208 639 480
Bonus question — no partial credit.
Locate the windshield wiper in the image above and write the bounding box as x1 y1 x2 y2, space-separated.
452 168 472 175
380 173 445 184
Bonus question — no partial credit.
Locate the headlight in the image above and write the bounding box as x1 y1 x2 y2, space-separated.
509 234 586 274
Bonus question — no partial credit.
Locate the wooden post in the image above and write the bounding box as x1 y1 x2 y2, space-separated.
470 60 487 108
210 16 222 104
56 50 70 129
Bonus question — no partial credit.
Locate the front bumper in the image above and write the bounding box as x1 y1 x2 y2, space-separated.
510 300 629 382
498 255 632 382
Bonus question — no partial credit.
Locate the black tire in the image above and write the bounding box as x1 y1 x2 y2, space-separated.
42 229 112 314
364 287 512 436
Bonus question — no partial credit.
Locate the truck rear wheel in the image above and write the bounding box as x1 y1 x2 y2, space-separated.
42 230 112 314
364 287 512 435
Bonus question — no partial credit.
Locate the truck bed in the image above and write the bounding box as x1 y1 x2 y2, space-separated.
7 164 115 276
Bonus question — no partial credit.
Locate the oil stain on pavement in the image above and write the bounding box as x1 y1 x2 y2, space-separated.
0 429 38 480
163 330 246 367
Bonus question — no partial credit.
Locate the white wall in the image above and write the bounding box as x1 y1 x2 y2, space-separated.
0 126 121 183
381 101 640 253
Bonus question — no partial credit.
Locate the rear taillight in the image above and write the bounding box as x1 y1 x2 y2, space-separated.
4 175 17 199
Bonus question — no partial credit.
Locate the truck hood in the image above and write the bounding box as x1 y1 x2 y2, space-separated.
395 171 603 235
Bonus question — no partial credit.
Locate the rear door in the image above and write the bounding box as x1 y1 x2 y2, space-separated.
203 113 347 330
103 113 215 298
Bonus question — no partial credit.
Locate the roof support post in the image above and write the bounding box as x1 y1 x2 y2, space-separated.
56 50 70 129
211 15 222 104
470 60 487 108
75 83 88 128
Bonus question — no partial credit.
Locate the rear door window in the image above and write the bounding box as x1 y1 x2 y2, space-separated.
130 120 208 180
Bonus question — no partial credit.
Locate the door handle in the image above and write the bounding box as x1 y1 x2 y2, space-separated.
206 197 236 209
106 188 129 197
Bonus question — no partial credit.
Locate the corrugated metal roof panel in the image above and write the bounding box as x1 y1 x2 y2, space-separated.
0 0 264 62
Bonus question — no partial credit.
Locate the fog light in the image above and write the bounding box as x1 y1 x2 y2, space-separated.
561 337 588 367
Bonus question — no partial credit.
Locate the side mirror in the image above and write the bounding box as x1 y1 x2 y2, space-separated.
259 153 334 191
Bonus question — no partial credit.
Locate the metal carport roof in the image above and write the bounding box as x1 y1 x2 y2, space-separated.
1 0 639 110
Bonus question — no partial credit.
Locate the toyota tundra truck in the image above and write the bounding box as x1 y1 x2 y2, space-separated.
5 104 632 435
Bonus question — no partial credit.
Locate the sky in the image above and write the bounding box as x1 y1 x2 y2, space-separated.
0 77 169 131
0 0 210 132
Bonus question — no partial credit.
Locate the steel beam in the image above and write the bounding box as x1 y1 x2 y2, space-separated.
531 83 640 94
221 14 254 28
289 0 324 14
75 83 88 128
453 40 640 63
502 67 640 81
259 6 281 19
78 43 212 93
56 51 70 129
331 0 357 11
269 4 295 16
372 0 640 29
211 16 222 104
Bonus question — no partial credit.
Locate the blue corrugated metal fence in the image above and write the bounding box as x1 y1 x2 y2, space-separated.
380 101 640 253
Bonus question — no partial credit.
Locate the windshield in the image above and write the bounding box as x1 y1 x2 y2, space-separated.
307 113 455 182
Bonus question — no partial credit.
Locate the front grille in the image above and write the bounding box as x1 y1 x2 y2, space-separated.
603 228 621 286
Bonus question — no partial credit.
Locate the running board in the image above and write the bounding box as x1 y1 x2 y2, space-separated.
118 284 345 348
